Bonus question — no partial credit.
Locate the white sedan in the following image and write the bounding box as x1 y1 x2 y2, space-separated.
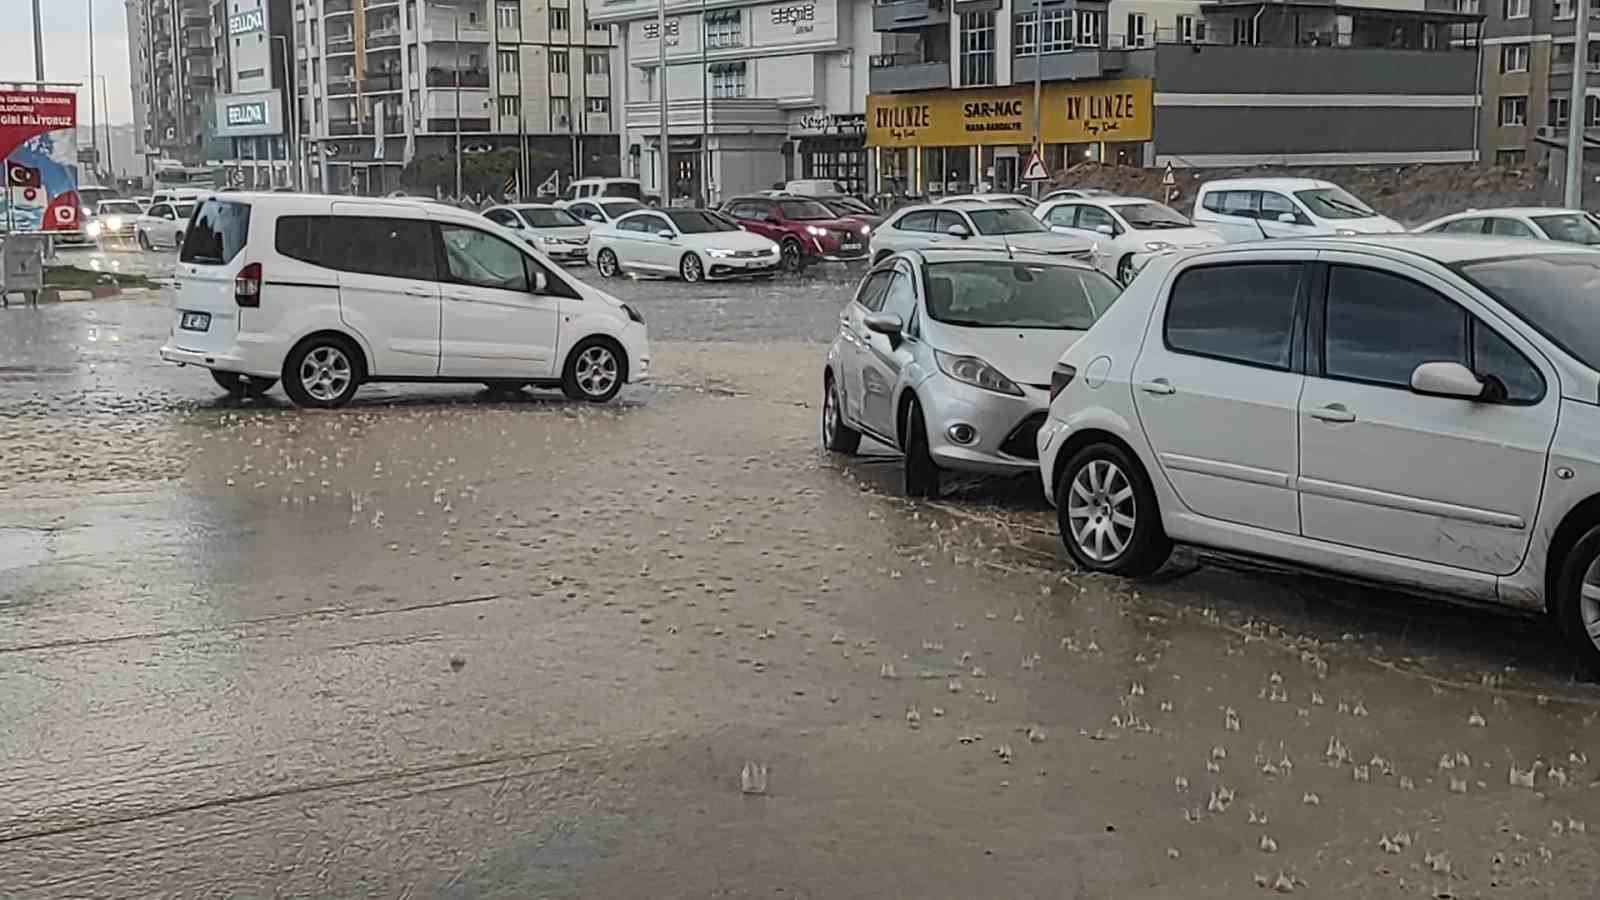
136 200 196 250
1035 196 1223 283
936 193 1038 209
563 198 646 230
868 203 1094 263
589 208 781 282
1413 207 1600 246
482 203 592 263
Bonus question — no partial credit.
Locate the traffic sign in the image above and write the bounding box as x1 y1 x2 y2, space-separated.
1161 162 1176 186
1023 150 1049 181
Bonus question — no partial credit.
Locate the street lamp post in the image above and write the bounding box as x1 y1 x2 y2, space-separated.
272 34 300 190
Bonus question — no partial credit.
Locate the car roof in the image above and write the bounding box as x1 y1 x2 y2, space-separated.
1430 207 1584 219
899 246 1102 273
1197 177 1332 192
204 192 493 226
1187 234 1586 265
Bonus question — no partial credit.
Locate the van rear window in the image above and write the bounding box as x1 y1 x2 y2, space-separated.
179 199 251 265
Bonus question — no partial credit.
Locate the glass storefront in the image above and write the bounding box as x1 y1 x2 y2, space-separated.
800 137 867 196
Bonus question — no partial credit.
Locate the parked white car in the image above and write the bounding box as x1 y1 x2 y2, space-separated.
1037 235 1600 673
1036 196 1224 283
482 203 592 263
937 193 1038 209
159 193 650 407
87 199 144 245
136 200 197 250
589 208 780 282
869 203 1094 264
784 178 849 197
556 177 654 207
564 197 646 229
1413 207 1600 245
823 248 1122 496
1041 187 1117 203
1192 178 1404 242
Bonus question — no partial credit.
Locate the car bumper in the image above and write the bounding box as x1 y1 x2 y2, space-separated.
919 376 1051 477
542 244 590 262
707 255 780 278
1037 417 1069 506
619 321 651 383
160 332 284 379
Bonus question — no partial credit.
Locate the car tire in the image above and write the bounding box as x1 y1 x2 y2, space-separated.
282 335 363 409
561 336 626 403
902 397 940 498
1116 254 1134 284
680 252 704 283
596 249 621 278
1056 442 1171 576
137 232 152 250
172 231 184 250
211 370 276 398
1550 523 1600 677
821 371 861 454
780 238 803 272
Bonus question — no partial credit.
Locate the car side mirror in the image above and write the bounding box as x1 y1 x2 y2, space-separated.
1276 212 1297 224
533 270 548 294
1410 361 1486 400
863 312 904 338
946 223 971 238
656 229 675 240
1095 224 1115 236
1050 225 1074 235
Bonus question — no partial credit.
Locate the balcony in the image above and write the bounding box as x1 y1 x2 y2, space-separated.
326 74 358 95
329 119 361 135
426 67 490 87
421 14 491 42
873 0 948 32
364 72 403 91
1013 48 1123 82
325 0 354 11
868 53 949 92
327 34 357 53
366 29 402 48
426 117 491 132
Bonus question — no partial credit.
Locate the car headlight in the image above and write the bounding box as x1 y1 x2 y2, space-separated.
1143 240 1175 252
80 205 92 217
86 221 103 237
934 350 1023 397
1335 228 1358 236
105 216 124 230
860 225 872 235
805 225 826 236
705 248 733 258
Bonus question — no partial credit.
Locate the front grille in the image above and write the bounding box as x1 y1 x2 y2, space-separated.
999 412 1047 460
733 249 767 259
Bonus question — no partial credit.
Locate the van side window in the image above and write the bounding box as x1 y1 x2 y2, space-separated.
439 224 530 292
1260 192 1306 224
1165 263 1303 370
1215 191 1260 218
276 216 436 280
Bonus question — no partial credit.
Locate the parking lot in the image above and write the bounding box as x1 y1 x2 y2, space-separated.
2 244 1598 897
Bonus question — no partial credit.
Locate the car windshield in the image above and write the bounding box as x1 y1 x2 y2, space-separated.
1532 213 1600 245
925 260 1121 329
99 201 141 215
516 207 582 228
602 182 643 199
779 199 835 220
600 200 643 218
1454 253 1600 370
967 208 1048 235
1114 202 1192 229
667 210 738 234
1294 187 1376 220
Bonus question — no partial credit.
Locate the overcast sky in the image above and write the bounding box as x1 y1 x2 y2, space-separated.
7 0 135 125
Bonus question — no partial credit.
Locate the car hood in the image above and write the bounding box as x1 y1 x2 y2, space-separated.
994 232 1095 254
1129 226 1224 248
687 230 778 251
930 323 1087 387
1329 216 1406 235
793 216 866 234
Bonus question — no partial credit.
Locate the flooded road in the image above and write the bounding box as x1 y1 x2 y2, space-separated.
2 272 1598 897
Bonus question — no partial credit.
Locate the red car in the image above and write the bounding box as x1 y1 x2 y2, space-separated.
720 196 872 269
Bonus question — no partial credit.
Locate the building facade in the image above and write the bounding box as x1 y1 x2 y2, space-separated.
1476 0 1600 167
126 0 223 165
294 0 623 194
209 0 300 187
589 0 886 202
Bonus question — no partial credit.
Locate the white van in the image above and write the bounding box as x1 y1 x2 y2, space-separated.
1192 177 1404 243
159 193 650 408
783 179 849 198
557 177 654 207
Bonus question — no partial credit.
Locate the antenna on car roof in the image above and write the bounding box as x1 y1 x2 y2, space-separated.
1002 234 1015 260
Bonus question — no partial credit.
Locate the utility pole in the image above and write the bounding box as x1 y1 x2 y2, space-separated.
1567 0 1590 207
1030 0 1043 197
33 0 46 79
700 0 708 205
454 17 463 199
656 0 668 205
89 0 100 183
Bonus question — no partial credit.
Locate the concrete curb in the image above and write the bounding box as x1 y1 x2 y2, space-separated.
3 284 125 305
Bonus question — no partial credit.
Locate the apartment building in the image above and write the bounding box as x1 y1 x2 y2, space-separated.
1477 0 1600 167
589 0 889 201
126 0 223 164
209 0 300 187
867 0 1486 194
296 0 621 193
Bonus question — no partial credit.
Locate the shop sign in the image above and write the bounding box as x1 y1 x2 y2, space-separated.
793 110 865 136
213 91 283 137
866 78 1152 148
753 0 836 46
228 8 265 35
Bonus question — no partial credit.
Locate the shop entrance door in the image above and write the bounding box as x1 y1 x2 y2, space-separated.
994 154 1018 193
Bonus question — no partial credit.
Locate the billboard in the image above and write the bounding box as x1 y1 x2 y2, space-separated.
215 91 284 138
0 91 80 234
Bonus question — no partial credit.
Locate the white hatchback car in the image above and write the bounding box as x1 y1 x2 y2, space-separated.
588 208 780 282
869 204 1094 264
1038 236 1600 673
159 194 650 407
1035 196 1223 283
482 203 592 263
1192 178 1404 243
137 199 197 250
1413 207 1600 246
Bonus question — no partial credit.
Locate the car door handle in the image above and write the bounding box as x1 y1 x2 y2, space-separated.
1308 404 1356 423
403 287 434 297
1137 378 1175 395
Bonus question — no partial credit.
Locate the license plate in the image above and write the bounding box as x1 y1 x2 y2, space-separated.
180 311 211 332
842 242 861 251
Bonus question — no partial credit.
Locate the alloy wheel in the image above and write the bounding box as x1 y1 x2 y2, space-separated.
1066 459 1136 562
682 254 703 282
299 345 352 403
574 345 618 398
1580 558 1600 652
598 250 618 277
822 380 839 446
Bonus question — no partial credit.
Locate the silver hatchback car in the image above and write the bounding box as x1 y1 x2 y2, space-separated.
822 248 1122 495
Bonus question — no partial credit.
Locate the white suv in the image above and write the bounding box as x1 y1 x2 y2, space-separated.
159 194 649 408
1038 236 1600 673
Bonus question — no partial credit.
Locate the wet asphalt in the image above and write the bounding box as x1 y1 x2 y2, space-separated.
1 247 1598 897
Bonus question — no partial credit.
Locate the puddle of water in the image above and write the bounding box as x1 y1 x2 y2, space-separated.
0 527 51 571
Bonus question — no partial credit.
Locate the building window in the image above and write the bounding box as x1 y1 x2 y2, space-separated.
1015 8 1073 55
498 95 519 117
1075 9 1103 47
550 51 568 73
1500 43 1528 73
1176 14 1204 43
498 49 518 72
1124 12 1148 48
1495 149 1526 166
592 20 609 33
1588 95 1600 126
1499 95 1527 126
710 61 747 97
1232 16 1258 45
705 9 742 48
959 12 995 86
585 50 609 75
1551 95 1570 127
1502 0 1528 17
551 96 571 129
587 97 609 113
1556 0 1574 18
550 7 569 30
497 3 517 29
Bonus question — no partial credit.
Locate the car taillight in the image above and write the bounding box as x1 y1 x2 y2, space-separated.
1049 363 1077 403
235 262 261 307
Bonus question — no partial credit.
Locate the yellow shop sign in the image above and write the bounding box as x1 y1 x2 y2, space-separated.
867 78 1153 148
